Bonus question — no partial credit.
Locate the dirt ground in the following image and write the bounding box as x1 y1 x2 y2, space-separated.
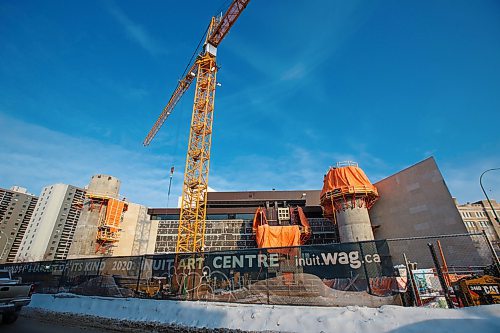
14 307 270 333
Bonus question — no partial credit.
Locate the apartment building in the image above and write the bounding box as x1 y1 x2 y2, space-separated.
456 199 500 248
0 187 38 264
15 184 85 262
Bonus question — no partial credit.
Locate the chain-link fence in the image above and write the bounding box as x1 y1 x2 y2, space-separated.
1 232 498 307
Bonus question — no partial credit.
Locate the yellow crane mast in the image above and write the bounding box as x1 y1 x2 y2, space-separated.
144 0 251 253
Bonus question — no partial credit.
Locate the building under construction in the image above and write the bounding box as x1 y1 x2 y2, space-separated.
150 157 483 266
67 175 129 258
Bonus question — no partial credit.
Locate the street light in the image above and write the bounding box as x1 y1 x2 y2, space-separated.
480 168 500 224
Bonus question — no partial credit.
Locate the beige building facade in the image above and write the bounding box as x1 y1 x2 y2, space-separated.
112 202 157 257
15 184 85 262
455 199 500 250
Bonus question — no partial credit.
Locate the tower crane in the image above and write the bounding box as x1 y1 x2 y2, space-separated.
143 0 251 253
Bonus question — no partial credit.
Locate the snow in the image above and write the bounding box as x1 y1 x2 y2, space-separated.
29 293 500 333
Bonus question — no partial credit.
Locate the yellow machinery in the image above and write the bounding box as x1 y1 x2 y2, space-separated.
452 275 500 306
143 1 250 253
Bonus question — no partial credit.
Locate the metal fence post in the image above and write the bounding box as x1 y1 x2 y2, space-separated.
97 257 105 290
403 253 419 306
57 260 68 293
482 230 500 276
359 242 372 294
192 252 197 301
266 250 270 305
427 243 454 308
97 257 104 277
135 255 145 296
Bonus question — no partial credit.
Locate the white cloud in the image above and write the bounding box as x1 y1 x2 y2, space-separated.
106 2 168 57
0 114 175 207
1 113 496 210
441 159 500 204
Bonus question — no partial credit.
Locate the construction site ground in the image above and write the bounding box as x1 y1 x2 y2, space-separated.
3 307 251 333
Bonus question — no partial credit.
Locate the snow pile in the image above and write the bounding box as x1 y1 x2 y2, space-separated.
29 293 500 333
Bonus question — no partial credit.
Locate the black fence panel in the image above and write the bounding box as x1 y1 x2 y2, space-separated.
1 233 496 307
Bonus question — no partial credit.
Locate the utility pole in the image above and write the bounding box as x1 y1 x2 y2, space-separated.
480 168 500 224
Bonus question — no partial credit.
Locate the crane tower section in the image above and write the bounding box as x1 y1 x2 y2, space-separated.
143 0 250 254
177 18 218 253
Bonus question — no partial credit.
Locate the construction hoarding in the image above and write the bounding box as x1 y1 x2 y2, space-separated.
1 233 496 307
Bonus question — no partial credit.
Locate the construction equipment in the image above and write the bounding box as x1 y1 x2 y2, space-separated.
452 275 500 306
144 1 251 253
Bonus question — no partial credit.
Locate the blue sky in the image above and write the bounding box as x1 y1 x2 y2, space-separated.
1 0 499 207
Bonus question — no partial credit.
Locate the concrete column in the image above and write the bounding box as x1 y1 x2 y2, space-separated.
336 206 374 242
88 175 121 199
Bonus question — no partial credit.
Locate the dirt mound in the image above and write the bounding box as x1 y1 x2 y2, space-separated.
206 273 400 307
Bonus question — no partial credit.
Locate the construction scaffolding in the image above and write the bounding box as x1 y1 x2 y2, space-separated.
86 194 128 254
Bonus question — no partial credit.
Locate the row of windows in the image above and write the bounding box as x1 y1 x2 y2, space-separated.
152 213 255 221
464 220 491 228
461 211 487 218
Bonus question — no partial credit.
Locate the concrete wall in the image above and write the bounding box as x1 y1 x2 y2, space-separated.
146 220 158 254
66 199 101 259
113 203 152 257
369 157 484 266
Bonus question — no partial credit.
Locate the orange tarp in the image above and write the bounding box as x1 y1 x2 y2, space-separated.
255 224 301 248
105 198 127 232
255 224 301 254
321 166 378 198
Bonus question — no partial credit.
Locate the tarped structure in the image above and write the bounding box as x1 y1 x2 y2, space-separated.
321 166 378 198
252 207 311 252
255 224 301 249
321 166 379 215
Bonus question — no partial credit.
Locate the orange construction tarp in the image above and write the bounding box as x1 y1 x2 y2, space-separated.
105 198 127 232
255 224 301 255
321 166 378 198
255 224 301 248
